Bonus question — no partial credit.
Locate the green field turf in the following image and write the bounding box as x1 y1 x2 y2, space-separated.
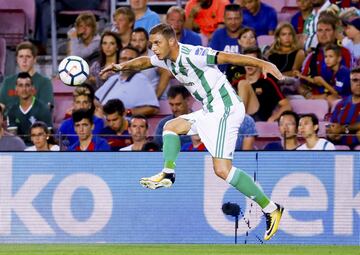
0 244 359 255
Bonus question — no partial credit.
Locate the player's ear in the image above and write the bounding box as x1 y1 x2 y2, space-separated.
169 37 176 46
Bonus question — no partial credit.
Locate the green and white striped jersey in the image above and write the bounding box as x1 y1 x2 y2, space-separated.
150 43 241 112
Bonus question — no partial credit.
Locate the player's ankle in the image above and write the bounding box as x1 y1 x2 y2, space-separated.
162 168 175 174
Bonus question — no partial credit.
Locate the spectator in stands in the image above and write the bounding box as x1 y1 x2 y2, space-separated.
68 109 110 151
184 0 230 42
237 47 291 121
210 4 243 72
101 99 131 151
181 134 207 151
342 17 360 68
265 23 305 78
0 41 54 112
297 113 335 150
226 27 257 85
88 31 122 89
25 121 60 151
58 86 105 148
299 16 352 98
242 0 277 36
34 0 101 54
235 114 258 150
142 141 161 151
166 6 202 46
120 115 149 151
303 0 338 51
67 12 101 62
291 0 313 34
95 46 159 116
154 85 192 147
112 7 135 47
264 110 300 150
295 43 351 104
7 72 53 145
326 66 360 149
130 0 161 33
130 28 173 99
0 104 26 151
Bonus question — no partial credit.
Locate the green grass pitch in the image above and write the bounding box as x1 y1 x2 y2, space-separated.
0 244 359 255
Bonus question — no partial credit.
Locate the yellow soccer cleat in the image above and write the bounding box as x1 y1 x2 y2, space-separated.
264 203 284 241
140 171 176 190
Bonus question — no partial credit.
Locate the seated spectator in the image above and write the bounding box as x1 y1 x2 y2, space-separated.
0 105 26 151
242 0 277 36
130 0 161 33
57 86 105 148
235 114 257 150
88 31 122 90
291 0 313 34
181 134 207 151
226 27 257 86
209 4 244 72
95 46 159 116
130 28 173 99
237 47 291 121
166 6 202 46
264 111 300 150
120 115 149 151
326 66 360 149
295 43 351 105
25 121 60 151
0 41 54 111
68 109 110 151
265 23 305 78
67 12 101 62
342 17 360 68
154 85 192 147
101 99 131 151
297 113 335 150
112 7 135 48
7 73 53 145
185 0 230 41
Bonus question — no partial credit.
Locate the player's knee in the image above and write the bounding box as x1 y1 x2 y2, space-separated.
213 166 229 180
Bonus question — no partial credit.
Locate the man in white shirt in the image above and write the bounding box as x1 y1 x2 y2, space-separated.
297 113 335 150
120 115 149 151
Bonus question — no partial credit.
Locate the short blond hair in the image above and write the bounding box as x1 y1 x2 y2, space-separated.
75 12 97 37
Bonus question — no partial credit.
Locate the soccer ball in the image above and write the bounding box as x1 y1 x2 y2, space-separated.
58 56 89 86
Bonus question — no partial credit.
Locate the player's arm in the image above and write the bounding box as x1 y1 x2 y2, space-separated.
216 52 284 80
99 56 153 75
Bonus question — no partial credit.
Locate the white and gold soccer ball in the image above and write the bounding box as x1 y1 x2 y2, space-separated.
58 56 89 86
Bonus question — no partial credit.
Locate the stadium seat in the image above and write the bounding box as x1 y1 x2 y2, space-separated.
261 0 286 12
158 100 172 115
354 145 360 150
318 121 330 138
52 78 75 129
255 121 280 137
257 35 274 49
0 10 27 48
290 99 329 120
191 100 202 111
0 37 6 82
147 116 163 137
334 145 351 150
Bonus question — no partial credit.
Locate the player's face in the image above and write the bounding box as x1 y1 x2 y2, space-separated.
244 0 259 14
102 35 118 57
350 72 360 97
316 23 335 45
130 32 148 55
15 77 33 100
105 112 124 132
279 115 297 138
168 94 189 117
113 14 132 35
17 49 36 72
74 95 91 111
129 118 148 142
238 30 256 48
74 119 93 141
150 33 171 60
279 27 293 47
324 49 340 68
30 127 48 150
298 117 317 138
224 11 242 33
166 11 184 35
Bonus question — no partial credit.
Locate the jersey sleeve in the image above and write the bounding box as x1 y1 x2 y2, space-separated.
150 55 168 69
188 47 219 68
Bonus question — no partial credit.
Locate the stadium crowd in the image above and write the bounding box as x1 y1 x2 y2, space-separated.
0 0 360 151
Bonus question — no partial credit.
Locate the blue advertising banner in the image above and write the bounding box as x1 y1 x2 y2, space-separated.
0 152 359 244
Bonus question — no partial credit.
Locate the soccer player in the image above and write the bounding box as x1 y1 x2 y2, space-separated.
100 23 284 241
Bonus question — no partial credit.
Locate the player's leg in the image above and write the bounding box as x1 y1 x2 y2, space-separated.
139 117 192 190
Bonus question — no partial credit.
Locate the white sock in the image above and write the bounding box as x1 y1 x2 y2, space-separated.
262 201 277 214
162 168 175 174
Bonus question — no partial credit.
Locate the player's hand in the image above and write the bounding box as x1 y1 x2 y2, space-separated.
99 63 123 76
262 61 284 81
